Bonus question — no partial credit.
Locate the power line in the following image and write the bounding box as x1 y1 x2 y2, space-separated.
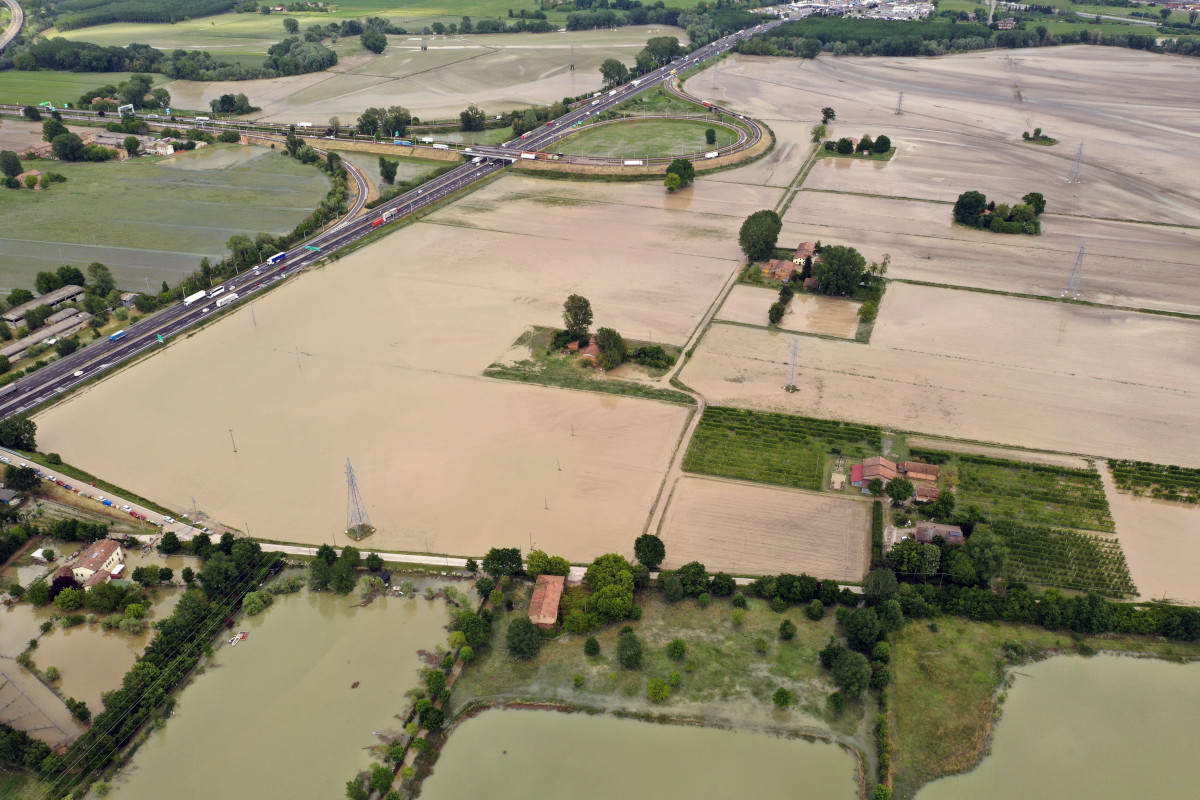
1067 142 1084 183
894 91 904 115
346 458 373 539
1062 243 1085 299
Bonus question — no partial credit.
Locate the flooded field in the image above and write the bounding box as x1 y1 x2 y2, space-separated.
162 27 679 122
422 708 859 800
658 476 870 581
0 142 329 288
688 49 1200 315
33 174 778 560
681 283 1200 466
918 654 1200 799
107 584 451 800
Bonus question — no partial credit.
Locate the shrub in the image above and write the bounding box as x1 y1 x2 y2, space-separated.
646 677 672 702
667 639 686 660
710 572 736 597
771 596 788 613
805 599 825 621
754 637 769 654
870 662 891 689
459 645 474 662
668 671 682 687
505 616 541 660
779 619 797 640
731 608 746 626
697 592 711 608
616 629 643 669
773 687 794 708
573 673 585 688
731 594 747 609
475 576 495 598
660 572 684 602
827 691 845 713
872 641 891 663
584 636 600 656
44 666 60 682
685 657 698 672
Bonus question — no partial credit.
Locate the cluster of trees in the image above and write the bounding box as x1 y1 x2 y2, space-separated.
557 294 670 371
1 149 67 191
357 105 412 138
738 209 783 261
306 544 366 594
953 190 1046 234
0 261 122 354
34 0 236 31
8 38 165 73
459 105 488 132
596 35 686 87
75 74 169 112
1021 127 1056 144
0 417 36 451
663 158 695 193
824 133 891 156
209 93 257 116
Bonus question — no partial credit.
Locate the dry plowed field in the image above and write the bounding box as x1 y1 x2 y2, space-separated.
658 477 870 582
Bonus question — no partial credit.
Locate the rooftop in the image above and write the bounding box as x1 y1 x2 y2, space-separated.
2 285 85 322
528 574 565 627
75 539 122 574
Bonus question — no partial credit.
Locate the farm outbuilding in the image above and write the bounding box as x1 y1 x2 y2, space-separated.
528 574 565 629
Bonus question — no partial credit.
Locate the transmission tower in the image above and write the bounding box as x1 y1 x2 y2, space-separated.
894 91 904 115
345 458 373 538
570 44 575 71
420 33 427 51
785 338 800 393
1067 142 1084 183
1062 243 1085 299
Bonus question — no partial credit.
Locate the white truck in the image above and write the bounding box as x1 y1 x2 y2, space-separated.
215 292 239 308
183 290 207 306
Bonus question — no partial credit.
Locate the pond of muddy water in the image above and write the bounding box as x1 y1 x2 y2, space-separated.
421 709 859 799
107 584 455 800
918 654 1200 799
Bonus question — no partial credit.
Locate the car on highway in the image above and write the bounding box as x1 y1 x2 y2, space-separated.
73 370 84 377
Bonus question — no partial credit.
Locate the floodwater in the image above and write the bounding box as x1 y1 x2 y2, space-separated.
155 144 268 171
108 586 453 800
421 709 858 800
919 655 1200 800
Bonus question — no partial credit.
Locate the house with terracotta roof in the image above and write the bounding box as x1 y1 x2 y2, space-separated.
71 539 124 586
761 259 794 282
577 339 601 364
915 521 963 545
851 456 897 492
899 462 940 483
914 484 941 504
528 574 565 629
792 242 816 265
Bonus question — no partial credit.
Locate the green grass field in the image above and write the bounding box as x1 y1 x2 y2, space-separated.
909 448 1113 532
0 144 328 291
618 86 711 116
332 151 443 194
992 520 1136 597
451 588 867 735
0 71 168 107
682 407 882 491
559 119 721 159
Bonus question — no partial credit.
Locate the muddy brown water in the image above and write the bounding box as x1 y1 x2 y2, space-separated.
106 586 452 800
918 654 1200 799
420 708 858 800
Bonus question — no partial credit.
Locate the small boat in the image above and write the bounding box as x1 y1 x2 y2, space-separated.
351 681 360 689
228 631 249 646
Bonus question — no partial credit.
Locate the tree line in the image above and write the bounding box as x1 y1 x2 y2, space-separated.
26 0 236 32
953 190 1046 235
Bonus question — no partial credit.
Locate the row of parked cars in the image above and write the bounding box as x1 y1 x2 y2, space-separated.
0 454 175 526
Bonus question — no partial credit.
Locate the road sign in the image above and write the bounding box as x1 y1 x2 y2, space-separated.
157 334 164 343
304 245 321 252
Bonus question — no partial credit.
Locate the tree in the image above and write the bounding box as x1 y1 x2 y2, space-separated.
885 477 914 506
773 686 795 707
646 677 671 702
4 465 40 493
953 190 988 226
872 135 891 155
595 327 626 370
369 763 394 795
666 638 687 661
361 30 388 54
813 245 867 296
599 58 629 86
26 580 52 607
710 572 736 597
55 338 79 358
346 778 369 800
23 106 42 121
706 128 717 145
664 172 681 193
65 697 91 722
52 133 86 162
1022 192 1046 215
831 649 871 695
806 599 825 621
181 566 195 585
966 528 1007 581
378 157 398 184
55 587 83 611
921 543 941 579
616 629 643 669
665 158 695 188
863 569 898 605
562 294 593 338
944 548 977 585
0 416 37 450
42 120 69 143
525 549 570 578
768 302 786 325
364 552 384 572
857 134 874 153
738 210 782 261
87 262 116 297
779 619 797 640
660 572 684 602
844 607 881 651
482 547 523 578
676 561 709 596
284 17 300 34
0 151 21 179
459 105 487 132
505 616 541 660
56 265 85 286
584 636 600 656
633 533 665 570
836 137 853 155
124 137 140 157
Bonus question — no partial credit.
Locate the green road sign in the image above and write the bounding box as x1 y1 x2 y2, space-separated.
304 245 321 252
157 334 164 343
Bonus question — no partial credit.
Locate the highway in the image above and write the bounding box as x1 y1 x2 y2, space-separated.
0 0 23 54
0 18 783 424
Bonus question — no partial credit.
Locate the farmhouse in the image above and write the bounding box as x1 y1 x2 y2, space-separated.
792 242 816 265
71 539 124 586
762 259 795 282
914 484 941 503
0 312 93 361
577 339 601 363
915 521 964 545
996 17 1017 29
528 574 565 629
899 461 940 483
851 456 898 492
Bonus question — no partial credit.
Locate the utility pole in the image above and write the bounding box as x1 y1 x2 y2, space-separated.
570 44 575 72
228 429 237 453
785 337 799 393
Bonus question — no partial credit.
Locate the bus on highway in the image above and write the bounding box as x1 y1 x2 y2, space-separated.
109 330 126 343
267 252 287 265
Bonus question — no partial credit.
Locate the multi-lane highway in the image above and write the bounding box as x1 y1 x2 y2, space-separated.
0 0 23 54
0 18 783 423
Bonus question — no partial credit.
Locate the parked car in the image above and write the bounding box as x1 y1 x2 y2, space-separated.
101 500 113 507
121 504 131 511
163 516 175 524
